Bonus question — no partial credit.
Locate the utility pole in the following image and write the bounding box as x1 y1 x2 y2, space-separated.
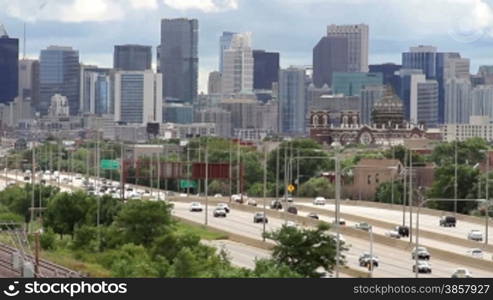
454 141 458 215
30 144 35 233
229 143 232 198
409 150 413 244
34 232 40 277
335 154 341 278
237 135 241 196
403 150 407 226
157 153 161 201
391 146 394 206
263 145 267 241
276 145 280 200
486 150 490 246
205 141 209 226
187 145 190 197
283 142 288 222
120 142 125 201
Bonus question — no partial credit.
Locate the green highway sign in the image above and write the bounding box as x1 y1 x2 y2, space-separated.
180 180 197 189
101 159 120 170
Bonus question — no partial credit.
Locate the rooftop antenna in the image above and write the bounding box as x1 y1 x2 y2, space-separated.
23 22 26 59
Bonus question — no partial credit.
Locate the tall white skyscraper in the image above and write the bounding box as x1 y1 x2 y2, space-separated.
327 24 369 72
445 77 471 124
113 70 163 124
222 32 254 96
471 85 493 120
417 80 439 128
279 67 306 134
219 32 237 73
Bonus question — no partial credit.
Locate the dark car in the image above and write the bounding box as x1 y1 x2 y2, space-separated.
287 206 298 215
253 212 268 223
396 225 410 237
439 216 456 227
308 213 319 220
270 200 283 210
23 176 30 181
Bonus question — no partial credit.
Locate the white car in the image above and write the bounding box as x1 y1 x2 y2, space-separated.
328 232 346 244
216 203 230 213
214 194 223 198
285 221 298 228
213 207 227 218
385 229 401 239
467 248 483 258
467 230 483 242
190 202 203 212
452 268 472 278
179 193 188 197
413 261 432 274
313 197 326 206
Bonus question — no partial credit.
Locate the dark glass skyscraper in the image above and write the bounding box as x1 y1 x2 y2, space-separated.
253 50 279 90
114 44 152 71
39 46 80 115
369 63 401 92
0 24 19 104
160 18 198 104
312 36 348 88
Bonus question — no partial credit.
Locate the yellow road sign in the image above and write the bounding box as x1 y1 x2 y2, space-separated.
287 184 295 193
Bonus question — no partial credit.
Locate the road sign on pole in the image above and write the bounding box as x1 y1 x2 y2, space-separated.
287 184 295 193
101 160 120 170
180 180 197 189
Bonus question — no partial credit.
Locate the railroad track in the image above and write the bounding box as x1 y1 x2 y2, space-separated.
0 242 82 278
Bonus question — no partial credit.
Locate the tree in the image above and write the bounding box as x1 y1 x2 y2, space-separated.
248 259 302 278
430 138 487 166
375 181 404 204
427 165 479 213
264 223 345 278
384 145 424 166
298 177 335 199
44 191 94 237
114 200 174 247
267 139 331 187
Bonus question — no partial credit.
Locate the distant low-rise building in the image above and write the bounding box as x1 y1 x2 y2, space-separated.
351 158 402 201
442 115 493 142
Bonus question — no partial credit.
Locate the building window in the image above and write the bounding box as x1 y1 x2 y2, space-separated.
375 173 380 184
367 175 372 185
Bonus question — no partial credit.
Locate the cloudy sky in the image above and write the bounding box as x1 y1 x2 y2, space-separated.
2 0 493 92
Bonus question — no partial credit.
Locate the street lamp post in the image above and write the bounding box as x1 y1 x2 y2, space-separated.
263 145 267 242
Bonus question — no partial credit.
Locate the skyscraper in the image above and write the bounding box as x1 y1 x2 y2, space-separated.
114 44 152 71
360 85 385 125
208 71 222 95
417 80 439 127
445 77 471 124
279 67 307 134
332 72 383 96
222 32 254 96
219 32 237 73
327 24 369 72
471 85 493 119
39 46 80 115
113 70 162 124
253 49 280 91
402 45 437 79
0 23 19 104
80 65 111 115
312 36 348 88
369 63 401 92
18 59 40 106
160 18 198 104
397 69 426 122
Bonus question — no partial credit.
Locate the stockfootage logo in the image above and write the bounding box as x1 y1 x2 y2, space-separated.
3 281 20 297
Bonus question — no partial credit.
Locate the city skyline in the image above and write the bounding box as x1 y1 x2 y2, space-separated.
2 0 493 92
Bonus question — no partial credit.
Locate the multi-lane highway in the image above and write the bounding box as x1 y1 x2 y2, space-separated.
2 170 493 278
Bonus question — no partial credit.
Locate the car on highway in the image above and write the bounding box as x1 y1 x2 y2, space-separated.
285 221 298 228
359 252 379 268
413 261 432 274
270 200 283 210
190 202 203 212
214 194 223 198
253 212 268 223
287 206 298 215
467 230 483 242
467 248 484 258
385 229 401 239
307 213 319 220
232 194 246 204
213 207 227 218
355 222 372 231
328 232 346 244
451 268 472 278
179 193 187 197
395 225 409 237
333 219 346 226
313 196 326 206
217 203 230 213
412 247 431 260
247 199 257 206
23 176 30 181
439 215 457 227
281 195 293 203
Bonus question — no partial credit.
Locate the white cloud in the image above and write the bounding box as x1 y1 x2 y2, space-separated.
130 0 158 9
162 0 238 12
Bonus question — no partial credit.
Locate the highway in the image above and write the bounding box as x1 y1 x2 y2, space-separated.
2 170 493 278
